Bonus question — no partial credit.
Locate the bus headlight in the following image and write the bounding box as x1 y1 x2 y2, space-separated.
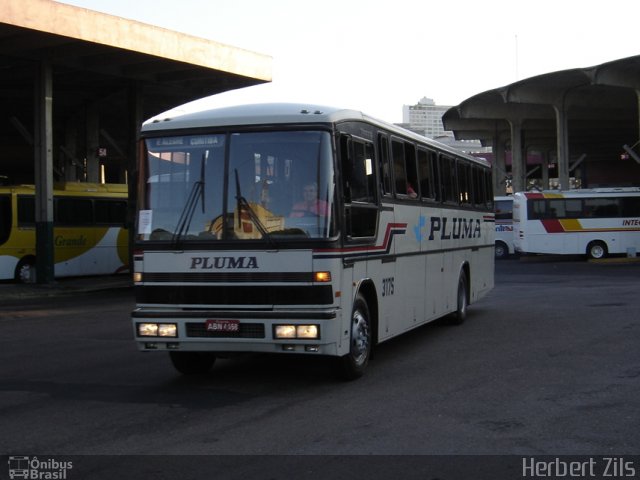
137 323 178 338
158 324 178 337
274 324 320 339
274 325 296 339
296 325 319 339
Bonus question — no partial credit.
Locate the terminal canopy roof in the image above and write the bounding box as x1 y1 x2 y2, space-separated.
442 55 640 191
0 0 272 183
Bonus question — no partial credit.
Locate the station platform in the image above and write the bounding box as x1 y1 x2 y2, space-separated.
0 274 132 302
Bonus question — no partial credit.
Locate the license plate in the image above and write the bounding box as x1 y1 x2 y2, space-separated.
206 319 240 332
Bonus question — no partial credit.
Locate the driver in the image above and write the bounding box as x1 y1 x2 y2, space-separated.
290 182 328 217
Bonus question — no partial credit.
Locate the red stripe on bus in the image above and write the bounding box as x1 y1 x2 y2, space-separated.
541 219 565 233
524 193 545 199
314 222 406 254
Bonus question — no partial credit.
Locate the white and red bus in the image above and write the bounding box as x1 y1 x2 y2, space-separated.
131 103 495 379
512 188 640 259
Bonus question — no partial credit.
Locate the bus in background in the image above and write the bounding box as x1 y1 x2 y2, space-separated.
512 188 640 259
131 103 494 379
0 182 129 282
494 195 514 259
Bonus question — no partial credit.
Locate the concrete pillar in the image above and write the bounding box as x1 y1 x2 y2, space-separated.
637 90 640 144
509 120 525 193
34 60 55 284
126 81 142 269
492 135 507 196
86 108 100 182
553 105 570 190
541 151 550 190
64 117 78 181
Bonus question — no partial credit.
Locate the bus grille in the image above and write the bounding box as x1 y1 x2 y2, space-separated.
186 322 265 339
135 285 333 306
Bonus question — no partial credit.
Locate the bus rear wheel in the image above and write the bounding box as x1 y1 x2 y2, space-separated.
337 293 372 380
449 270 468 325
14 257 35 284
587 241 608 260
169 351 216 375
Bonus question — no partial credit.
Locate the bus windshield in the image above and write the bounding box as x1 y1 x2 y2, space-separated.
140 130 335 242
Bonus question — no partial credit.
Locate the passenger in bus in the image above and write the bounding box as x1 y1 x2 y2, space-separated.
407 182 418 198
290 182 328 217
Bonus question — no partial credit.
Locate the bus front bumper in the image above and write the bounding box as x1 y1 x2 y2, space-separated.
131 308 344 357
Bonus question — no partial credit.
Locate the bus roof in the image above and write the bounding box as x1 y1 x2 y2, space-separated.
143 102 489 168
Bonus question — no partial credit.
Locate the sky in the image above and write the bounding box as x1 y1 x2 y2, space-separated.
58 0 639 124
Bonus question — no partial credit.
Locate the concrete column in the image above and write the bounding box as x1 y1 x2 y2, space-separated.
509 120 525 193
126 81 142 269
637 90 640 144
86 108 100 182
34 60 55 284
541 151 550 190
64 117 78 181
492 135 507 196
553 105 570 190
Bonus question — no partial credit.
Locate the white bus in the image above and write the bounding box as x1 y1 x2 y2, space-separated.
131 103 495 379
512 188 640 259
494 196 514 259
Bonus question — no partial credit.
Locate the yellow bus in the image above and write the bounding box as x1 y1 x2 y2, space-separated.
0 182 129 282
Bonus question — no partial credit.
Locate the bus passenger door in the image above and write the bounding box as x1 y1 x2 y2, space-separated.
340 134 392 339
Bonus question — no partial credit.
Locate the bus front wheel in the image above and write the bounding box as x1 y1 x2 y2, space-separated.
495 241 509 259
169 351 216 375
587 241 608 260
337 293 372 380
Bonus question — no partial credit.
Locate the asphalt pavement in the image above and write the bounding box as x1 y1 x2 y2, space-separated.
1 255 637 303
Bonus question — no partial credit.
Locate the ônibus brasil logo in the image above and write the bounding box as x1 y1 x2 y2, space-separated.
7 456 73 479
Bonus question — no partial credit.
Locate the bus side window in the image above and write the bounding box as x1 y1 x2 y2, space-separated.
457 160 471 206
342 137 378 239
95 200 127 225
472 166 483 208
377 134 392 197
495 200 513 220
404 142 418 199
417 148 435 201
0 195 11 244
340 135 352 203
485 170 494 210
17 196 35 227
432 154 441 202
621 197 640 216
440 156 457 204
391 139 407 196
56 197 93 225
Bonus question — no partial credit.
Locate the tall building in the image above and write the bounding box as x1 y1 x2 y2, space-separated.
398 97 490 156
401 97 452 139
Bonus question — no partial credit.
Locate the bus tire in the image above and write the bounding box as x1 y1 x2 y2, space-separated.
337 293 372 380
14 257 35 284
587 241 608 260
449 270 468 325
169 351 216 375
495 241 509 259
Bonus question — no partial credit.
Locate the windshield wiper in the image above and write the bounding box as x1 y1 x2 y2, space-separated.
234 169 277 248
172 151 207 246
